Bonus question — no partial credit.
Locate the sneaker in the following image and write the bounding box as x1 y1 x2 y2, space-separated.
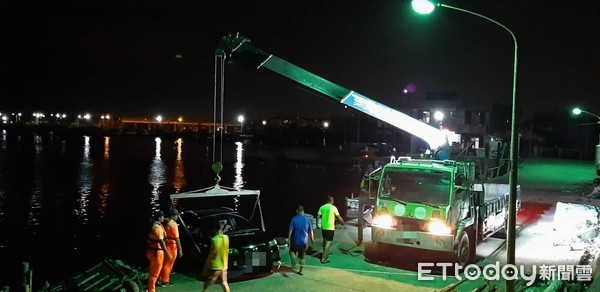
163 282 172 287
296 271 303 276
156 281 165 287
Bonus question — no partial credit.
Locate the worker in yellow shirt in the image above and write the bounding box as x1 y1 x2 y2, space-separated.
202 220 230 292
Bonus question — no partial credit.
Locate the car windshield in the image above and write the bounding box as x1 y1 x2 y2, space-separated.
379 168 451 206
181 212 260 242
220 214 257 234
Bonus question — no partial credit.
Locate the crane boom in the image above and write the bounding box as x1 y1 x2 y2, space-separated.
215 32 448 150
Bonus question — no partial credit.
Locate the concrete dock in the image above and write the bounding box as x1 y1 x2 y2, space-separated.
142 158 599 291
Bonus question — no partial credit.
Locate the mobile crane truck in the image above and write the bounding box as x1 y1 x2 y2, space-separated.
215 33 520 266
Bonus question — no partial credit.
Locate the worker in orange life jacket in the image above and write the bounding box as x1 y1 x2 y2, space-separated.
146 210 172 292
159 208 183 286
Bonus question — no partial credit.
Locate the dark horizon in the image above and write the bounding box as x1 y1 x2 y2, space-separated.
1 0 599 122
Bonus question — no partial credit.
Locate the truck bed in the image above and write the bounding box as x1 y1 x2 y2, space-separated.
483 183 521 212
480 183 521 239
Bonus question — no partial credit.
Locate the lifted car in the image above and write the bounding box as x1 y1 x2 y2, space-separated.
178 207 280 274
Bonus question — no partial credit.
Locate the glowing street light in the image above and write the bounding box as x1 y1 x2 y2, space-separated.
33 112 45 124
238 115 245 132
100 114 111 128
572 107 600 164
412 1 519 290
12 112 22 123
433 110 444 130
322 121 330 147
572 107 600 121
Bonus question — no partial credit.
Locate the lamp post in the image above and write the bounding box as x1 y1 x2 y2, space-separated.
323 121 330 147
238 115 245 133
572 107 600 174
156 115 163 131
412 1 519 290
572 107 600 124
433 110 444 130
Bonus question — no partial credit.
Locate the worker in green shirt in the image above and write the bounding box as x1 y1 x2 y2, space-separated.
317 196 344 264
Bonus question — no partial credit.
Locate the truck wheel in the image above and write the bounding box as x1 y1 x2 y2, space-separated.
457 231 475 266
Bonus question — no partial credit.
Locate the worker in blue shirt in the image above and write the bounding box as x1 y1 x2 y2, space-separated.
288 205 314 275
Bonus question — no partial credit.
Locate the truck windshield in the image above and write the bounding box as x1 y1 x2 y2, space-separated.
380 169 451 206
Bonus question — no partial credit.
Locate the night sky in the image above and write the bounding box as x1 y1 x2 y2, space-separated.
1 0 599 122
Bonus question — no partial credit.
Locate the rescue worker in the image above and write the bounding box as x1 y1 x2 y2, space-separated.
288 205 314 275
202 220 230 292
159 208 183 286
317 196 344 264
146 210 172 292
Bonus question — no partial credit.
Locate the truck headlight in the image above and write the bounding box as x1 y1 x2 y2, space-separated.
428 220 451 235
373 214 394 229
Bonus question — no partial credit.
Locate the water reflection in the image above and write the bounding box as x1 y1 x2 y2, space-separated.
104 136 110 159
0 131 6 220
172 138 186 193
27 134 44 230
98 136 111 218
1 130 6 151
233 142 245 190
149 137 166 209
76 136 93 224
233 142 245 210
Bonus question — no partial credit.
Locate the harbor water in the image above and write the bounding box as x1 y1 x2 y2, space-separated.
0 130 361 287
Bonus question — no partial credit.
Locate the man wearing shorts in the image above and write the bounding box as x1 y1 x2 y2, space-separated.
288 205 314 275
318 196 344 264
202 220 230 292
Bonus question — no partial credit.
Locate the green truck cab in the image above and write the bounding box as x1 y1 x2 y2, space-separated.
367 157 520 265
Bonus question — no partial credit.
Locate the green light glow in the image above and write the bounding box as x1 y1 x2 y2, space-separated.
572 108 582 115
412 0 436 14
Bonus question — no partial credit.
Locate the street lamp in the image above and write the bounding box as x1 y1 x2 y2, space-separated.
433 110 444 130
572 107 600 121
156 115 163 131
238 115 245 133
572 107 600 173
33 112 45 124
322 121 330 147
412 1 519 290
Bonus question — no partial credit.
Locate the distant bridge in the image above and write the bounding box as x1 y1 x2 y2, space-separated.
117 117 238 133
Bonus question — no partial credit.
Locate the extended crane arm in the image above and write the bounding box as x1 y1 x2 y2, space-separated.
215 32 448 150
